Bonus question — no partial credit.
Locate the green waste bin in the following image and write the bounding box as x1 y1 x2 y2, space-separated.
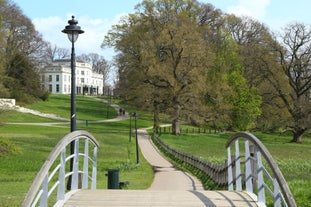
107 169 119 189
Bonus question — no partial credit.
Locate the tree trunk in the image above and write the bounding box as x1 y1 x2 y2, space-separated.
171 96 181 135
291 127 305 143
153 99 160 136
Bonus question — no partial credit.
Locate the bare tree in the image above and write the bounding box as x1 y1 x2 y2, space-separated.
77 53 110 84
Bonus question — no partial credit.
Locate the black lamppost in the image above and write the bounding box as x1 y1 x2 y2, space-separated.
133 112 140 165
62 16 84 190
62 16 84 132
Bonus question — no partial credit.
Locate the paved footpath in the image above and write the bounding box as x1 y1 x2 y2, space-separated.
137 129 204 191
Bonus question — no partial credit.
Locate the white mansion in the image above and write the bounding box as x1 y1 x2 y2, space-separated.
40 60 104 95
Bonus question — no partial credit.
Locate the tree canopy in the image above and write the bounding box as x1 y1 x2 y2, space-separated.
103 0 262 135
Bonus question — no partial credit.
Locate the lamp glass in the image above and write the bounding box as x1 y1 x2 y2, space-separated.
67 31 79 43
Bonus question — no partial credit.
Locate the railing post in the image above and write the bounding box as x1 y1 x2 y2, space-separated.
257 150 266 204
91 146 98 189
245 140 253 193
82 140 89 189
235 140 242 191
71 139 79 190
227 146 233 191
273 178 281 207
57 149 66 200
40 174 49 207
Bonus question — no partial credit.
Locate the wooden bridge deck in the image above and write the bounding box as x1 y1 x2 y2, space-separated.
63 189 257 207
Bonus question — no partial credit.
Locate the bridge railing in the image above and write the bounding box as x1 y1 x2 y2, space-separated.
21 130 99 207
226 132 296 207
153 131 296 207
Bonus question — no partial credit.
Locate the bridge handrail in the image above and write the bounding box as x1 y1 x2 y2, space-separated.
226 132 296 207
21 130 99 207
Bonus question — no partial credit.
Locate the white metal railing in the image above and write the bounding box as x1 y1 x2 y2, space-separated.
21 130 99 207
226 132 296 207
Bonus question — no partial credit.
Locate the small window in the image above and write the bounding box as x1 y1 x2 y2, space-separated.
49 84 52 92
49 75 52 82
56 75 60 82
56 84 60 93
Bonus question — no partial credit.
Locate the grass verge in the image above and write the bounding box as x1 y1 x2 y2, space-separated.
157 131 311 207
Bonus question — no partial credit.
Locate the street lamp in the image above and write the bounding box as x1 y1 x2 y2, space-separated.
62 16 84 190
62 15 84 132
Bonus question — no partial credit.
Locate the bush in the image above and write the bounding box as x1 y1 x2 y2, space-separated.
0 139 21 156
39 91 50 101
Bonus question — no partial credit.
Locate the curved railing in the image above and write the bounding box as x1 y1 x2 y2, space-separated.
154 131 296 207
226 132 296 207
21 130 99 207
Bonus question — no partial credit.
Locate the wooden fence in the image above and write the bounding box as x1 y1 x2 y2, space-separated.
153 135 229 186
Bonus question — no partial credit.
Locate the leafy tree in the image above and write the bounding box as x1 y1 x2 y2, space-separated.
0 0 47 102
269 23 311 142
205 28 261 131
0 11 9 97
104 0 212 135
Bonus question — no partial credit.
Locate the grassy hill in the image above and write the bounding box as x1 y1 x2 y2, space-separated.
0 95 154 206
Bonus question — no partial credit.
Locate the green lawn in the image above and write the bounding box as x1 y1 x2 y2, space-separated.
157 131 311 207
1 95 310 206
0 95 154 206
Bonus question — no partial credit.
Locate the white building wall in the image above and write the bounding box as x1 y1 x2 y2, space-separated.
40 60 104 95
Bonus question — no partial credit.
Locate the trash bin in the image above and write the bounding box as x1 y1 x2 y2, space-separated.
107 169 119 189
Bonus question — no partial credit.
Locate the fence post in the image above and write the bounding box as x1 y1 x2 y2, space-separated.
82 140 89 189
273 178 281 207
57 150 66 200
235 140 242 191
91 146 98 189
71 140 79 190
257 150 266 204
40 174 49 207
245 140 253 193
227 146 233 191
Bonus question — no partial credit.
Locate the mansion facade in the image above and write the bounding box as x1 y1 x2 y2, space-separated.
40 60 104 95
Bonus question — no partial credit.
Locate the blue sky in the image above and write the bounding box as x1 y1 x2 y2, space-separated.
13 0 311 61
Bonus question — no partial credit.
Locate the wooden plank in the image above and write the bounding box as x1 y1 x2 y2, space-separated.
63 190 257 207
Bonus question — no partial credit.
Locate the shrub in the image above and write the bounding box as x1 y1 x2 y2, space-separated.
0 139 21 156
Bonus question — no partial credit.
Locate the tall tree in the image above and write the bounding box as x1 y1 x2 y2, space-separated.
0 4 10 98
270 23 311 142
0 0 46 102
104 0 212 135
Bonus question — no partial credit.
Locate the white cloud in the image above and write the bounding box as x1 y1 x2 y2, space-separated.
227 0 270 20
32 14 127 60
